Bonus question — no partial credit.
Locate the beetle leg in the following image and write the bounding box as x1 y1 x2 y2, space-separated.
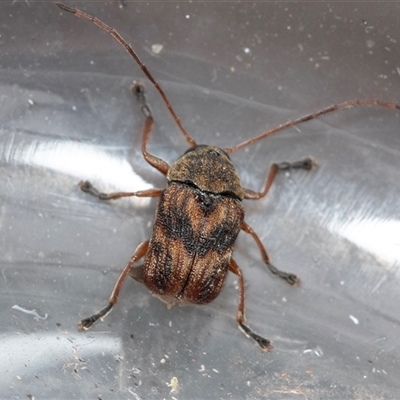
229 258 273 351
78 81 172 200
79 181 163 201
131 81 171 175
243 157 317 200
241 221 299 285
79 240 149 330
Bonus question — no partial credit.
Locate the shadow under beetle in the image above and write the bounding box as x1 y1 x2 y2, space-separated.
56 3 400 350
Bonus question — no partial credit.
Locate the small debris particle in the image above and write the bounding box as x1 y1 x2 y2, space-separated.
151 44 163 54
167 376 179 393
349 315 359 325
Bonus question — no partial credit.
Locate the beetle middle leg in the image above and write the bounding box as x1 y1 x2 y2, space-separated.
229 258 273 351
79 182 163 201
79 81 170 200
241 158 316 284
243 157 317 200
79 240 149 330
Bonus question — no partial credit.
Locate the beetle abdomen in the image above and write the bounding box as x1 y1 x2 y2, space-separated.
143 182 244 306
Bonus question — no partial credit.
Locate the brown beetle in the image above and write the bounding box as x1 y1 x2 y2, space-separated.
56 3 400 350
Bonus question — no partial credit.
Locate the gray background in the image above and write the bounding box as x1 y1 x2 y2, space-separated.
1 1 400 399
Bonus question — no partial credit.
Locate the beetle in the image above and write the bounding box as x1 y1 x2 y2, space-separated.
56 3 400 350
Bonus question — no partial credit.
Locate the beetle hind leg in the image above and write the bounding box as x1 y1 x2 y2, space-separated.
238 322 272 351
79 303 113 330
78 240 149 330
229 259 273 351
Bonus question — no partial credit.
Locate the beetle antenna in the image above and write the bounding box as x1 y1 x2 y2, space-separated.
55 3 197 147
224 99 400 154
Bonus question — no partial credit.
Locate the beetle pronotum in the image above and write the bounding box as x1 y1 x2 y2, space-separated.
56 3 400 350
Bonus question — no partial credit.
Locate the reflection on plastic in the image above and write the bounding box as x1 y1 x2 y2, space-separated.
7 139 152 207
1 333 123 384
330 217 400 267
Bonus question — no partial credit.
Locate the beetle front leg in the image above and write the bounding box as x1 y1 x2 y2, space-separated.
131 81 171 175
241 221 299 285
79 240 149 330
229 259 272 351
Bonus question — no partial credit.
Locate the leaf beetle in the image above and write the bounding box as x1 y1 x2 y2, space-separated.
56 3 400 350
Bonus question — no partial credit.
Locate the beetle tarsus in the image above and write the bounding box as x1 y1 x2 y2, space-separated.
79 180 105 199
278 157 317 171
79 303 113 330
131 80 145 101
131 80 153 118
55 3 76 14
79 180 113 200
239 322 273 351
293 157 317 170
79 180 96 194
267 263 300 285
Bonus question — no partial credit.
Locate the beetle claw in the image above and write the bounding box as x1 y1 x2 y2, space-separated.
79 180 93 192
79 303 113 331
267 263 300 285
285 273 300 286
78 317 94 331
239 322 273 351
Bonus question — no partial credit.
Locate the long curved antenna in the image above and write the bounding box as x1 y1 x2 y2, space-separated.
56 3 197 147
224 99 400 154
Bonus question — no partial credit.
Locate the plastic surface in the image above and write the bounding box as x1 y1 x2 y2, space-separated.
1 1 400 399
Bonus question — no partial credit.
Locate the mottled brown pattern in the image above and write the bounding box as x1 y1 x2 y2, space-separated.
143 182 244 305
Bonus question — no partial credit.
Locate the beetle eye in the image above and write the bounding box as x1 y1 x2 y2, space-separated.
208 149 220 156
183 144 208 155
